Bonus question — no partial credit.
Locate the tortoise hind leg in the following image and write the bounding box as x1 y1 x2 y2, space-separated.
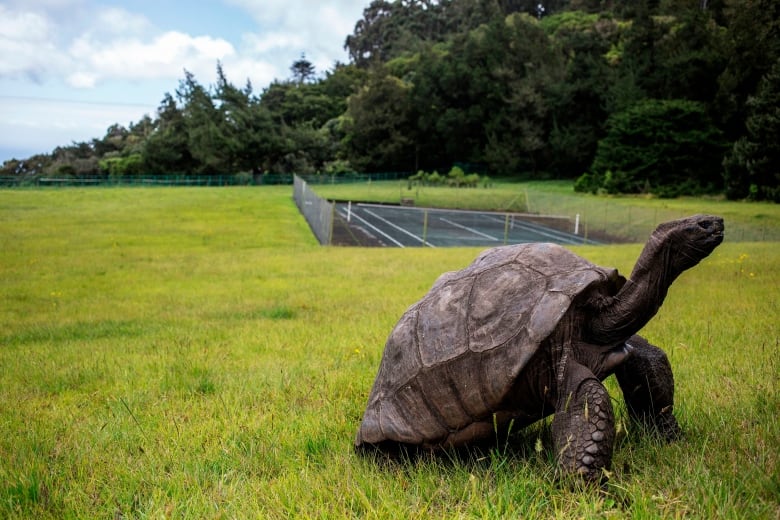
552 362 615 482
615 334 681 441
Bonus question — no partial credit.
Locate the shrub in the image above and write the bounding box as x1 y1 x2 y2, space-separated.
447 166 466 187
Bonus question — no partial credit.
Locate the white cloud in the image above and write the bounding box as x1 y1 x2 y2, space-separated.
65 31 237 88
0 0 366 89
226 0 365 72
93 6 152 36
66 71 98 88
0 5 51 40
0 3 270 88
0 6 65 80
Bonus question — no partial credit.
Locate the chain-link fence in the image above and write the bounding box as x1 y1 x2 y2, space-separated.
525 188 779 242
293 175 334 245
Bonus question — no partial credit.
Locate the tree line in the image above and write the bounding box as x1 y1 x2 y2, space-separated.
2 0 778 200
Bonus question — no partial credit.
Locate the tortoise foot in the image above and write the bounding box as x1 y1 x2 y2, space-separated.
553 373 616 481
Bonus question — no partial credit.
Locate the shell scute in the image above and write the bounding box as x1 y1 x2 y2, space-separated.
393 381 448 442
417 275 472 367
478 344 535 406
415 367 472 431
378 399 419 444
376 309 422 390
445 353 489 420
468 262 547 353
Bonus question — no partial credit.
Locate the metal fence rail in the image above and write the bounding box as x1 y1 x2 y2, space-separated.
293 175 334 245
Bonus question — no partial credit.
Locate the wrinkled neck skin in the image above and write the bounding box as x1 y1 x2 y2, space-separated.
587 234 683 345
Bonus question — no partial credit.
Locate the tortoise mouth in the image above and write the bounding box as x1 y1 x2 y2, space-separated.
707 228 724 246
693 215 724 250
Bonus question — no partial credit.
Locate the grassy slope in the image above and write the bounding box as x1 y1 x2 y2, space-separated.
0 186 777 518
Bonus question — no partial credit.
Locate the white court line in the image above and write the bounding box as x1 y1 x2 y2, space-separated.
438 217 499 241
338 209 406 247
481 214 587 244
361 208 436 247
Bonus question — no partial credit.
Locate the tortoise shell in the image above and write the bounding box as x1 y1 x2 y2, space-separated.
356 242 624 447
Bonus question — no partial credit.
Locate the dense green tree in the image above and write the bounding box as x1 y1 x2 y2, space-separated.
91 124 129 157
345 0 406 66
715 0 780 139
343 68 416 172
176 70 231 174
344 0 548 69
260 81 342 129
213 62 285 173
722 59 780 201
577 99 726 196
142 93 195 174
271 123 333 174
445 0 504 34
410 31 499 169
542 11 618 175
652 7 727 104
319 63 368 101
482 14 563 174
409 14 561 173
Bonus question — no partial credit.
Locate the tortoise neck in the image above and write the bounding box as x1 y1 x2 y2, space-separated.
588 234 681 344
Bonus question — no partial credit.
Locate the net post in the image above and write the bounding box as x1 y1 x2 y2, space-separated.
503 213 510 245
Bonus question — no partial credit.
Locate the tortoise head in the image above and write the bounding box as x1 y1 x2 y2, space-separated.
651 214 724 271
586 215 724 345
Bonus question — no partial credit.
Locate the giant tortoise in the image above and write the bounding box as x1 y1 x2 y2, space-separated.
355 214 724 480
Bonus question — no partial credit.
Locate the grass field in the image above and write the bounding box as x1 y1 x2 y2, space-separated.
0 186 778 518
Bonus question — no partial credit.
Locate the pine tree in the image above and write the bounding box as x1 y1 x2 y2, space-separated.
290 54 316 84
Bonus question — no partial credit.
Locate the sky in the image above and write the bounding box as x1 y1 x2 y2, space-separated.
0 0 369 162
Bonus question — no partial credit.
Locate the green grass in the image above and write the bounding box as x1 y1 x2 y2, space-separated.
1 186 778 518
313 179 780 242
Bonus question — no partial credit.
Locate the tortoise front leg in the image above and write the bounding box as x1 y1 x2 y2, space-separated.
552 362 615 481
615 334 681 441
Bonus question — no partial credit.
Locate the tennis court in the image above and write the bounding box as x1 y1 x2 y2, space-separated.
335 203 596 248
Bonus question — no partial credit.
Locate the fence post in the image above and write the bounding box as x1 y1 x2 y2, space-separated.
422 209 429 246
328 202 335 245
